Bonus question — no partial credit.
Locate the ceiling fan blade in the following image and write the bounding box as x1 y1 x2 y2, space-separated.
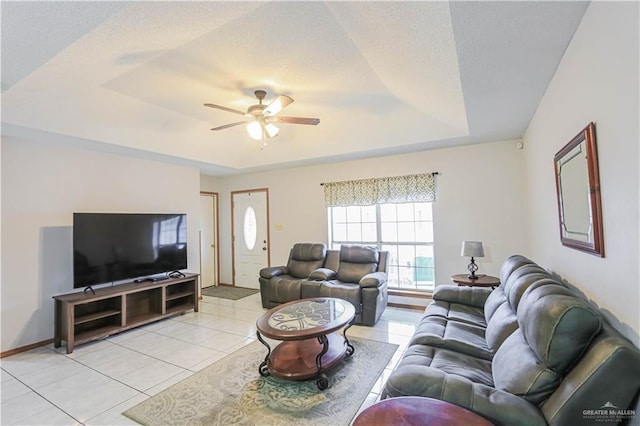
269 116 320 125
263 95 293 116
210 121 247 131
204 103 246 116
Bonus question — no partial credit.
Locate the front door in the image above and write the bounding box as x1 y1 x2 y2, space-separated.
232 189 269 289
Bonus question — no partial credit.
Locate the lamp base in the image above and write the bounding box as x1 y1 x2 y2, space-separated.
467 257 479 280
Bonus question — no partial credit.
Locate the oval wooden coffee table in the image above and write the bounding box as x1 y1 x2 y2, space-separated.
353 396 495 425
255 297 356 390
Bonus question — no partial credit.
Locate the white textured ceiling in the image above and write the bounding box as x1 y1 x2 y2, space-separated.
1 1 589 176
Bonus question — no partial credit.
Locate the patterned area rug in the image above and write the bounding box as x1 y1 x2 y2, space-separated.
201 285 260 300
123 337 398 426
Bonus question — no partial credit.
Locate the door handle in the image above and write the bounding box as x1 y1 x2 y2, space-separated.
262 247 267 251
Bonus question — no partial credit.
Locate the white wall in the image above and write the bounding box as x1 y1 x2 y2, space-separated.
202 140 527 287
523 2 639 333
1 136 201 352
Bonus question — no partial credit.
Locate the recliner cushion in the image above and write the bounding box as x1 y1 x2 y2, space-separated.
336 245 379 283
518 285 602 373
499 255 535 285
492 286 603 406
287 243 326 278
484 302 518 351
492 331 561 405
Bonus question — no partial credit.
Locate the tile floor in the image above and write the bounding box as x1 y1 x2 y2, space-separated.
1 293 424 425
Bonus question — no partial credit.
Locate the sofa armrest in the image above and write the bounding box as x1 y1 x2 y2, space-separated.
260 266 287 279
360 271 387 288
432 285 492 308
308 268 336 281
383 365 546 426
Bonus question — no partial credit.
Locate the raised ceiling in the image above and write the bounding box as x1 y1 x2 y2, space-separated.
1 1 589 176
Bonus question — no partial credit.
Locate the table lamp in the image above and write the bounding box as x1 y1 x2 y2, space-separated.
461 241 484 280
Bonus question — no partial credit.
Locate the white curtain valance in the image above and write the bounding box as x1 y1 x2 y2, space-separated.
323 173 437 207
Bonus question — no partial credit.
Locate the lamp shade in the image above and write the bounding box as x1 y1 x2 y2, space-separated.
461 241 484 257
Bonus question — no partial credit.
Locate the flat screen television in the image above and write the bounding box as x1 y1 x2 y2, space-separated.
73 213 187 288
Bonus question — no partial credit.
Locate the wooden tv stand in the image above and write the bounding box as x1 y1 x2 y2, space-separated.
53 273 199 353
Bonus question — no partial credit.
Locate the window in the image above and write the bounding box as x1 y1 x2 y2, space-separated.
328 202 435 291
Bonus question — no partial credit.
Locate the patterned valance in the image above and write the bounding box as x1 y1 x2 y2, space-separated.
323 173 437 207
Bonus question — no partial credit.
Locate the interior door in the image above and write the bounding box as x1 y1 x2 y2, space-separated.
232 189 269 289
199 192 219 288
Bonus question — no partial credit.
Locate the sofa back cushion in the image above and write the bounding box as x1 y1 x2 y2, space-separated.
492 285 602 405
499 255 535 285
518 285 602 373
287 243 326 278
485 302 518 351
503 265 552 312
483 264 551 351
492 331 562 405
336 245 379 283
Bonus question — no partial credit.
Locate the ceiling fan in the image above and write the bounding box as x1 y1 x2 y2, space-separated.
204 90 320 141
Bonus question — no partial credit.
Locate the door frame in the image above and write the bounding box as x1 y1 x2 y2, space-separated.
199 191 220 289
231 188 270 287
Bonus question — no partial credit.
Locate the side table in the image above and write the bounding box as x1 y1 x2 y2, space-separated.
451 273 500 288
353 396 494 426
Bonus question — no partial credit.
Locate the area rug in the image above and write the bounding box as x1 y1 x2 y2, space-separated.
201 285 260 300
123 337 398 426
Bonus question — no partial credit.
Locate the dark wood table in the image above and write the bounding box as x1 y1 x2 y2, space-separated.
451 274 500 288
255 297 355 390
353 396 495 426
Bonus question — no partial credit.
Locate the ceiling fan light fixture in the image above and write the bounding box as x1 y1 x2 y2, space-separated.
247 120 279 140
247 120 263 140
206 89 318 144
265 123 279 138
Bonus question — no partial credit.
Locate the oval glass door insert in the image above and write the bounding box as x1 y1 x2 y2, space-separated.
243 206 257 250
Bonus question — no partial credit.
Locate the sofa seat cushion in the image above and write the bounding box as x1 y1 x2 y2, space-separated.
423 300 487 327
398 344 494 387
268 276 302 303
409 315 493 360
319 281 362 309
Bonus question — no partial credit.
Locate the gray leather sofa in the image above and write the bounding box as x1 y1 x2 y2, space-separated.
259 243 389 325
382 255 640 426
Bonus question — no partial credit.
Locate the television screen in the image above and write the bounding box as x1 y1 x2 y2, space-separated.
73 213 187 288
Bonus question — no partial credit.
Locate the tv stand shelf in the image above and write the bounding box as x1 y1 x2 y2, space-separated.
53 273 199 354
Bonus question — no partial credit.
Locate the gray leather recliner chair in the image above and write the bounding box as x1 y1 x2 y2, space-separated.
258 243 327 309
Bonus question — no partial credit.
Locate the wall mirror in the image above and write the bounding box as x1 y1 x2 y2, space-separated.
553 122 604 256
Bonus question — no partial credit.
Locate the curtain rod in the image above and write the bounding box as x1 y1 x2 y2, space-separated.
320 172 439 186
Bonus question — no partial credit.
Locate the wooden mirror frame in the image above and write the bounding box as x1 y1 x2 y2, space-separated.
553 122 604 257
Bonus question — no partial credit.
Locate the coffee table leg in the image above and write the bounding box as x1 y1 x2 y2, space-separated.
315 335 329 390
256 331 271 377
343 318 355 357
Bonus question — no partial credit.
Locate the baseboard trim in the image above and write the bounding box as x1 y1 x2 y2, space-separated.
388 289 432 299
388 302 426 311
1 339 52 358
